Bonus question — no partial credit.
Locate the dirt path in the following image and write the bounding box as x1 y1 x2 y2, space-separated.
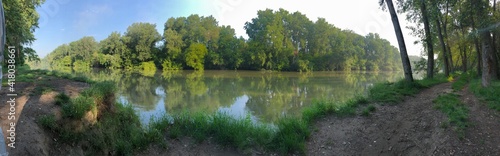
307 82 500 156
0 77 89 155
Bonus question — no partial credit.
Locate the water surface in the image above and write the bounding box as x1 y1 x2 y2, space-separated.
69 69 403 123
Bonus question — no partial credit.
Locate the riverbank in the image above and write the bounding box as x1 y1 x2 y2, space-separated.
2 69 499 155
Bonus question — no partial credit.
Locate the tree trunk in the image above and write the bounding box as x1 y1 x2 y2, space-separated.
443 0 454 73
386 0 413 82
435 18 450 76
475 38 482 75
460 44 467 72
481 32 496 87
420 0 434 78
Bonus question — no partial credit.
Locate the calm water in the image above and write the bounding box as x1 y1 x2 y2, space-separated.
66 69 403 124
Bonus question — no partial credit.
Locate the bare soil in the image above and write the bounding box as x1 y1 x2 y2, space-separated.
307 83 500 156
1 77 499 156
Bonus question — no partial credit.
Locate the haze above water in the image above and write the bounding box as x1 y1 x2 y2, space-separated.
66 69 404 124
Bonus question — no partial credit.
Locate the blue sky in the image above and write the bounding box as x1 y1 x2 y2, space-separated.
32 0 422 58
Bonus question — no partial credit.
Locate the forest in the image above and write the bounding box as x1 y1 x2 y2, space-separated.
40 9 402 72
3 0 500 84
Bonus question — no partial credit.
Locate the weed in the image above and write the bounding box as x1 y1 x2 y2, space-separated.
62 96 94 119
38 115 57 130
55 93 70 106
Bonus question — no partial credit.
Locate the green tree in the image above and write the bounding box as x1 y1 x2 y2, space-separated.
124 22 161 65
185 43 208 70
2 0 45 65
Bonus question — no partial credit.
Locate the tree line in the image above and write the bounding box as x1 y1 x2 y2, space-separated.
380 0 500 87
43 9 402 72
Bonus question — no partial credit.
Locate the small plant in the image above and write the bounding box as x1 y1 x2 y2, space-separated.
38 115 57 130
367 105 376 112
55 93 70 106
361 105 376 116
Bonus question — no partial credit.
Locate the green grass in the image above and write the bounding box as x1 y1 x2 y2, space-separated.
55 93 70 106
361 104 376 116
433 93 469 139
469 79 500 111
37 81 158 155
451 72 473 91
368 75 448 104
61 96 95 119
38 114 57 130
32 85 54 96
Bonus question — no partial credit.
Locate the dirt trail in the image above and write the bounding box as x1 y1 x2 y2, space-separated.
307 82 500 156
0 77 89 156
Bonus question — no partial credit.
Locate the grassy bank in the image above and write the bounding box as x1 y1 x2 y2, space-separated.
152 75 449 154
469 79 500 111
34 71 448 155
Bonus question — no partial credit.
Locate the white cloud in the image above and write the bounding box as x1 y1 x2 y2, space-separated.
203 0 422 56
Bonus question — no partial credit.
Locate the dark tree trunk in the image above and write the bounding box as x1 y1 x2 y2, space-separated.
421 0 434 78
475 38 482 75
386 0 413 82
443 1 454 73
436 18 449 76
481 33 497 87
460 26 467 72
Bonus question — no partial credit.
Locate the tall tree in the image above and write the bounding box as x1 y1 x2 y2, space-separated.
471 0 498 87
124 22 161 65
419 0 435 78
381 0 414 81
3 0 45 65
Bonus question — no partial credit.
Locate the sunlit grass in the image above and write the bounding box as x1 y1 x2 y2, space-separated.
368 75 448 104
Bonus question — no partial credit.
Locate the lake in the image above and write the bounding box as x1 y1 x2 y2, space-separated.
66 69 403 124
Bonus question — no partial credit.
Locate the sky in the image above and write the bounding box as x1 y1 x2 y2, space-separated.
32 0 423 58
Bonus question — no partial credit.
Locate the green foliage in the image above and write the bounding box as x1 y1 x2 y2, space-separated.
161 59 182 70
73 60 91 71
3 0 45 65
138 61 157 76
433 93 468 139
185 43 208 70
44 10 402 72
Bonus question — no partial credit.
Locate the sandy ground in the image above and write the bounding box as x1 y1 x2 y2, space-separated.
1 76 499 155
